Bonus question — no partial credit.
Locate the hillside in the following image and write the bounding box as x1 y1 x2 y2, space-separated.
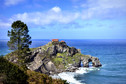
0 56 68 84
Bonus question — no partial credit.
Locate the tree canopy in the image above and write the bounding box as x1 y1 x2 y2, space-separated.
7 20 32 59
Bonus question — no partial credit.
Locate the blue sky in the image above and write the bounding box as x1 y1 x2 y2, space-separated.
0 0 126 39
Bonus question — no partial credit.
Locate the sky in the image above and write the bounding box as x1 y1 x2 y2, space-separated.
0 0 126 39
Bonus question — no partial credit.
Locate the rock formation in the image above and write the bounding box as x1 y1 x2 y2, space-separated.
5 41 102 75
81 55 102 67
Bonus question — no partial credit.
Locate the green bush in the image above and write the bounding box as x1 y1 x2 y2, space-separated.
0 56 28 84
27 70 69 84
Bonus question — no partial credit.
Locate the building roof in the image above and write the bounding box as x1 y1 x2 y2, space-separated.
52 39 59 42
61 40 65 42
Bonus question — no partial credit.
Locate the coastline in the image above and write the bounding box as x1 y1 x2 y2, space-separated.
51 67 101 84
0 39 102 84
1 39 126 84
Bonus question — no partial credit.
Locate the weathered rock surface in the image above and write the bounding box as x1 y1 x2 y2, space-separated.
26 52 57 75
81 56 102 67
26 42 81 74
92 57 102 67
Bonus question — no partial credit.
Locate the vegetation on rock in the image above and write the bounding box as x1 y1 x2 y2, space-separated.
4 40 102 75
27 70 68 84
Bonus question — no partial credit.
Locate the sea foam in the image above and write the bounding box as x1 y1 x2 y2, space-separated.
51 67 100 84
58 72 83 84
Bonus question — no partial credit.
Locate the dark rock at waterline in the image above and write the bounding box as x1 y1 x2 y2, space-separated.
81 56 102 67
92 57 102 67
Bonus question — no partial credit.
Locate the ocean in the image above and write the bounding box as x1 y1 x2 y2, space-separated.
0 39 126 84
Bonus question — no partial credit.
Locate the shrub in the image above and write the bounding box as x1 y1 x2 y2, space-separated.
0 56 28 84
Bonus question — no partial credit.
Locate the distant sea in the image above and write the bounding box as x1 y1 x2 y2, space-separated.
0 39 126 84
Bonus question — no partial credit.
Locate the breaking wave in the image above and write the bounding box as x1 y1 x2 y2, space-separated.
51 67 100 84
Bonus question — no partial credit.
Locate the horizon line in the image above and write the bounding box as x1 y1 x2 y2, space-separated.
1 39 126 40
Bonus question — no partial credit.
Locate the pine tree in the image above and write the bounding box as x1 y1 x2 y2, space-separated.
7 20 32 61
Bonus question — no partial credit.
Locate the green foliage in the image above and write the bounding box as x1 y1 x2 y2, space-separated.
57 53 64 57
42 42 53 51
52 53 83 69
4 50 29 67
0 56 28 84
52 42 59 45
53 58 63 64
27 70 69 84
7 20 32 62
27 70 52 84
30 48 37 51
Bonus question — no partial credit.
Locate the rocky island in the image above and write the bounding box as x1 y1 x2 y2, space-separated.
0 21 102 84
5 39 102 76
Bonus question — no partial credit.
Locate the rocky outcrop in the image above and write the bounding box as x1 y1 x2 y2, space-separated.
5 41 102 75
46 42 80 57
92 57 102 67
81 56 102 67
25 42 82 74
26 52 58 75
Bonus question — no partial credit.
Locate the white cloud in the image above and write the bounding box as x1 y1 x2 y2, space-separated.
9 6 80 26
0 21 11 28
4 0 24 6
81 0 126 19
1 0 126 29
51 6 61 13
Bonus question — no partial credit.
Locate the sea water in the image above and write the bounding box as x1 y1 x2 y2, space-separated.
0 39 126 84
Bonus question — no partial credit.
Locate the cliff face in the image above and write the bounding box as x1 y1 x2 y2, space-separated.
26 41 102 75
5 41 102 75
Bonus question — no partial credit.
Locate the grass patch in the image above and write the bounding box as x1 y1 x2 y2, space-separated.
54 58 63 63
42 42 53 51
52 52 83 69
30 48 37 51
